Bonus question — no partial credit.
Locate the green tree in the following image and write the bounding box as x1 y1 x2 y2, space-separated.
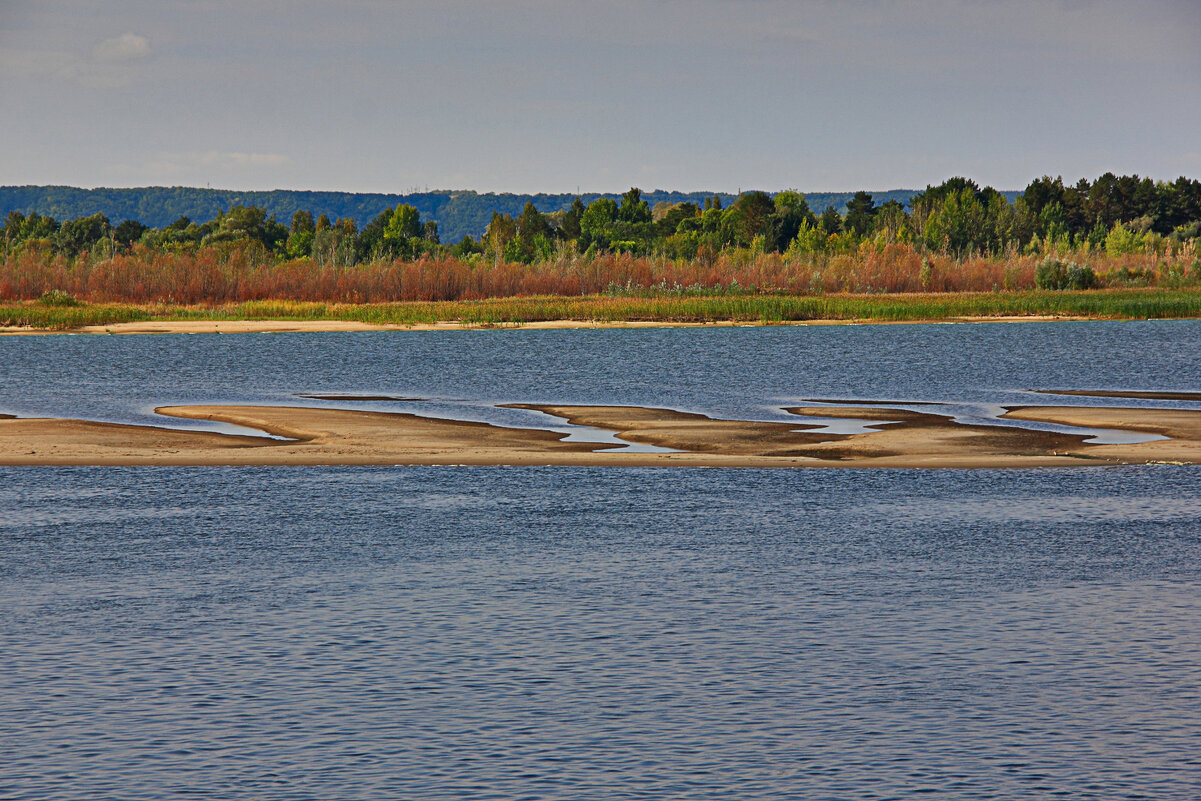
287 210 315 258
579 197 618 251
291 209 315 235
451 234 483 259
54 213 111 257
872 200 909 243
6 211 60 245
204 205 288 252
357 208 391 259
361 203 424 260
387 204 422 241
910 177 982 237
772 191 817 252
655 202 701 238
311 225 338 265
723 191 777 247
820 206 843 235
484 211 517 262
843 191 876 237
507 202 552 263
140 215 208 251
922 187 987 255
1104 221 1143 255
1022 176 1063 215
113 219 148 248
773 190 810 217
423 220 440 245
618 187 652 224
560 197 586 240
313 217 358 266
785 218 827 257
516 201 551 242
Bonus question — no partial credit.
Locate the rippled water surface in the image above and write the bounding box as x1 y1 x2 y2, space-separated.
3 319 1201 431
2 323 1200 799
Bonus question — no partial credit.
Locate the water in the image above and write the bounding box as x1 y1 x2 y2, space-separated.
2 319 1201 433
2 321 1200 799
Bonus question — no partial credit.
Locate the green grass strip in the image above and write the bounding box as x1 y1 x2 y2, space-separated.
5 288 1201 330
0 303 153 329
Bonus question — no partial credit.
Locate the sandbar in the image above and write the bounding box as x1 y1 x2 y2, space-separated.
295 393 422 402
4 402 1200 467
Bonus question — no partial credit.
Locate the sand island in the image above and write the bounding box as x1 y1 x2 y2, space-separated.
3 397 1201 468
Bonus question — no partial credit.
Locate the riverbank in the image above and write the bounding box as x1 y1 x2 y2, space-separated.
3 288 1201 334
3 403 1199 467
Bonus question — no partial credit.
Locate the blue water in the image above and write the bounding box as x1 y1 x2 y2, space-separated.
2 322 1201 799
2 319 1201 432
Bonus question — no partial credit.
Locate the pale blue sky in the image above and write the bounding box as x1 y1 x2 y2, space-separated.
2 0 1198 193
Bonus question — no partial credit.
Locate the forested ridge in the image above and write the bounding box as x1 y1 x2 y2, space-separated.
2 174 1199 306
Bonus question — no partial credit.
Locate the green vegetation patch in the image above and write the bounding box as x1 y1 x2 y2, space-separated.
37 289 83 307
0 302 151 330
6 289 1201 331
107 290 1201 326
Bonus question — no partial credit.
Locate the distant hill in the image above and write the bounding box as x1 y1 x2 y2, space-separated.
0 186 1018 243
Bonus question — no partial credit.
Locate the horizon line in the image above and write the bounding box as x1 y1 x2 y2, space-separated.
3 183 1022 196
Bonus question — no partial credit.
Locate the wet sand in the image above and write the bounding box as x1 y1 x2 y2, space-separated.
1034 389 1201 402
4 402 1201 467
0 406 607 466
1003 406 1201 464
503 404 839 456
295 393 422 402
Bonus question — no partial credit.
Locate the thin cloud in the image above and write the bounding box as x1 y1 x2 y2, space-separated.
0 32 153 88
92 33 153 63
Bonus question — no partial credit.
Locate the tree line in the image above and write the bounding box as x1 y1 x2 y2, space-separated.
0 185 928 243
3 174 1199 269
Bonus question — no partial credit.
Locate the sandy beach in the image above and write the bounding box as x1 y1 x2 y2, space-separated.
0 315 1094 337
3 402 1200 467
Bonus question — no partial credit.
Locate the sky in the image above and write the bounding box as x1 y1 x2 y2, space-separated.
1 0 1199 194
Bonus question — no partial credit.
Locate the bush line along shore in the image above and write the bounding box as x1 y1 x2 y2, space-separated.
4 289 1201 332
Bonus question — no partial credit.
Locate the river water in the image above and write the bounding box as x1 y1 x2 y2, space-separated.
1 321 1199 799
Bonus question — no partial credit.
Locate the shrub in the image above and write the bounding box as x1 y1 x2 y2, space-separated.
1104 266 1152 287
37 289 83 306
919 258 933 290
1035 258 1096 290
1065 263 1097 290
1035 258 1066 289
